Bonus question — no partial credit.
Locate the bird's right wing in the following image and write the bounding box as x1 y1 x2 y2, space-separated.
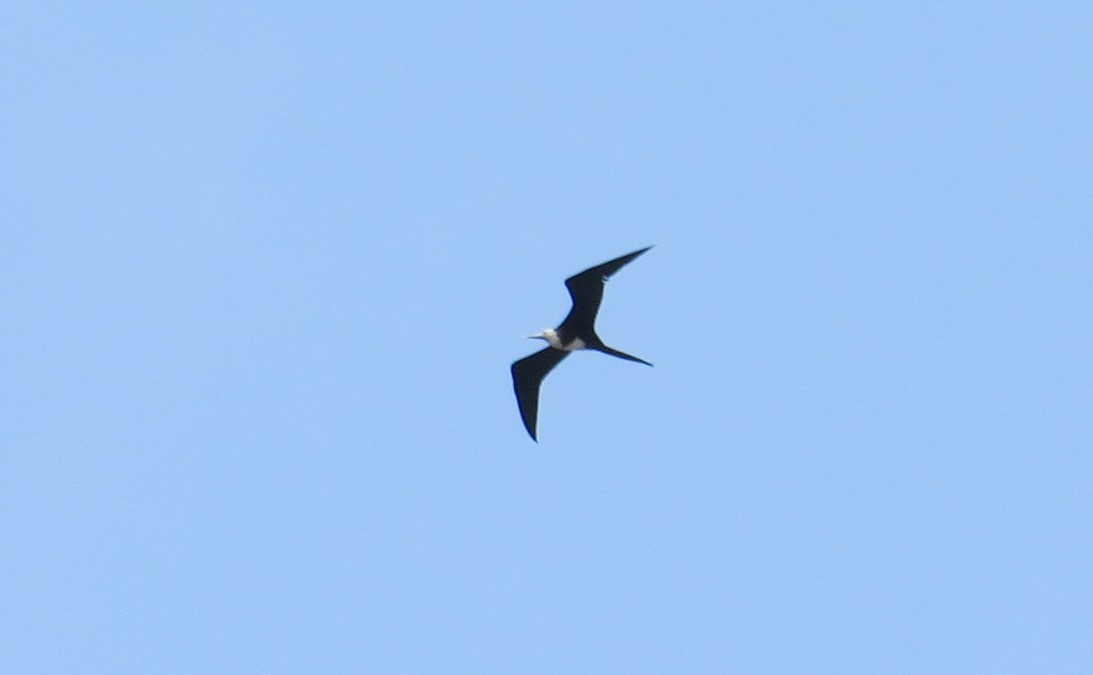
511 347 570 441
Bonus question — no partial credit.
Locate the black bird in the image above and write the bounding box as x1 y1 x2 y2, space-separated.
511 246 653 441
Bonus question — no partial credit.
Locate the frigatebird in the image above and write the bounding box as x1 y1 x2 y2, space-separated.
511 246 653 441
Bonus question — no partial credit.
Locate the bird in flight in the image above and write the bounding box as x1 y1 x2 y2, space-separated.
510 246 654 441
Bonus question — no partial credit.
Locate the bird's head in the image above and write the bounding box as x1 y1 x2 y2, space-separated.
526 328 560 348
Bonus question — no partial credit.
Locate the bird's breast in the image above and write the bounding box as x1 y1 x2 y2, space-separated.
562 337 586 351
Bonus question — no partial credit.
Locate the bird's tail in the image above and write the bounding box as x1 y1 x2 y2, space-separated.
594 345 653 367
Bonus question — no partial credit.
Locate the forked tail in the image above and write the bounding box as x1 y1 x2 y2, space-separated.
593 344 653 367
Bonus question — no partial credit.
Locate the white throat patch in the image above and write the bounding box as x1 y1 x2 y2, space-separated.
540 329 585 351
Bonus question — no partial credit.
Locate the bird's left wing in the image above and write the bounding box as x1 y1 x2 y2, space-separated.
562 246 652 331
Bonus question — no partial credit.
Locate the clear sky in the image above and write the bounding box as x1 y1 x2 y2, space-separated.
3 2 1091 673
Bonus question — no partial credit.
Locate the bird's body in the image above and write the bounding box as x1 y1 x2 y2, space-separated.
531 328 585 351
511 246 653 441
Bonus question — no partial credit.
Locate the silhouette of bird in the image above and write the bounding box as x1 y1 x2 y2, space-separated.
511 246 653 441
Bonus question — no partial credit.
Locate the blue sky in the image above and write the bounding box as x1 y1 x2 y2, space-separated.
3 2 1091 673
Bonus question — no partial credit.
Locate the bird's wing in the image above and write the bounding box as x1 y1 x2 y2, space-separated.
562 246 652 331
511 347 570 441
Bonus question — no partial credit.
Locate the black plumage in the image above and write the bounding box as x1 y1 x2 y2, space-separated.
511 246 653 441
